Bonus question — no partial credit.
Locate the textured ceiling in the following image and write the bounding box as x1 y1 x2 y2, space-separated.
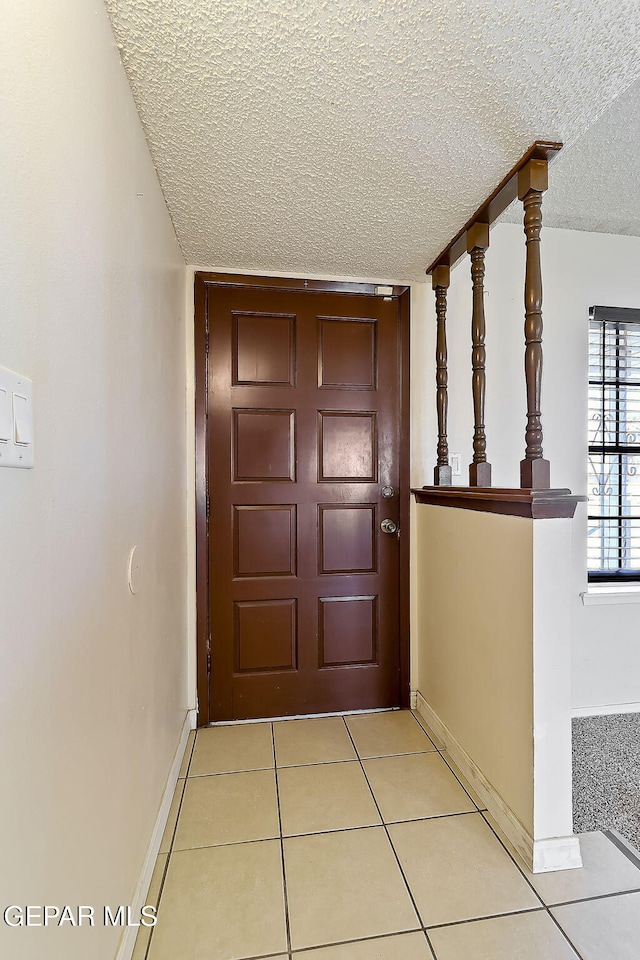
104 0 640 281
503 76 640 237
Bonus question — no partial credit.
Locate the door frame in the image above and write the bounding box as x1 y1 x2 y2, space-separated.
194 272 411 726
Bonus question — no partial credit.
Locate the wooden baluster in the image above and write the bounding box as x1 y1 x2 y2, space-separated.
518 159 551 489
432 264 452 485
466 222 491 486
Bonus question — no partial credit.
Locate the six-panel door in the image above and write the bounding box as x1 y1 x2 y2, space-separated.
207 285 402 720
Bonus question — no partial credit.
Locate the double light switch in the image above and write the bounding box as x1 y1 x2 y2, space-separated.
0 366 34 468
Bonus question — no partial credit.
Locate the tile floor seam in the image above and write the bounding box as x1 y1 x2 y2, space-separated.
353 749 438 761
139 854 171 960
423 905 546 931
165 780 188 854
182 727 198 778
477 810 586 960
477 810 545 905
410 710 435 738
340 715 429 934
142 731 196 960
546 907 587 960
271 722 293 960
171 833 280 852
162 807 489 854
430 744 484 813
604 828 640 870
282 809 480 836
150 714 629 960
409 713 491 815
550 886 640 908
423 930 439 960
187 766 275 778
476 812 640 918
272 757 362 767
287 928 428 954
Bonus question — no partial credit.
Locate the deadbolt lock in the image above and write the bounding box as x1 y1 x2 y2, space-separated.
380 519 398 535
382 485 395 498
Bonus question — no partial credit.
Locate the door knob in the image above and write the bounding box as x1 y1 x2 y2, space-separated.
380 519 398 535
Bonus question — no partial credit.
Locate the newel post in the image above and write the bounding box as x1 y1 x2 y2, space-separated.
432 264 452 485
467 222 491 487
519 159 550 489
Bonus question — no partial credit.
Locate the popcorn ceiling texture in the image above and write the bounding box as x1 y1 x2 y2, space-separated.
104 0 640 281
503 76 640 238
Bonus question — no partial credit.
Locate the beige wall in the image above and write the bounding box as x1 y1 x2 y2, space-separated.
0 3 188 958
412 222 640 713
415 504 534 834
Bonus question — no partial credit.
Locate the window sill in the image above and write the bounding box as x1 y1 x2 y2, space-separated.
581 585 640 606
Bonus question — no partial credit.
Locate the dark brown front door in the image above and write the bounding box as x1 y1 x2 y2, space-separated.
195 275 409 722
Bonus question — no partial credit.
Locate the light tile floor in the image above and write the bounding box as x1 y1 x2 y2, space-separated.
135 711 640 960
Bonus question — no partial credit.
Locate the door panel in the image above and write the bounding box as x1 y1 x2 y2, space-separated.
319 504 377 574
319 412 378 481
233 409 296 481
233 505 297 578
318 317 377 389
202 281 406 721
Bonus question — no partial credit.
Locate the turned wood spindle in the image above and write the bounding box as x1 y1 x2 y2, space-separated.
518 159 550 489
432 264 452 486
467 222 491 487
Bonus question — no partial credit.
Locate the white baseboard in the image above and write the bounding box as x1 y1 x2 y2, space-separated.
572 702 640 718
409 690 418 710
414 692 582 874
115 708 197 960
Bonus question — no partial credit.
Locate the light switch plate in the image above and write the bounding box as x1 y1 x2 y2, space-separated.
0 366 34 468
450 452 462 477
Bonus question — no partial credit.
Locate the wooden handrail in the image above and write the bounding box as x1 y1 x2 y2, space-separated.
426 141 562 277
425 141 563 494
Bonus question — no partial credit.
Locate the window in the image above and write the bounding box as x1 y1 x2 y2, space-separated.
589 306 640 581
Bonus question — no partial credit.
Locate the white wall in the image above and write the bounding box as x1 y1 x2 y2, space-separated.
412 222 640 713
0 3 188 959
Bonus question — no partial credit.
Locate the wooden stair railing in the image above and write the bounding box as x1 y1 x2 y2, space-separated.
425 141 563 494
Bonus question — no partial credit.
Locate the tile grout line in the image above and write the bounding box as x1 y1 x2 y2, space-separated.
604 828 640 871
166 808 486 855
424 905 546 931
430 732 631 958
159 714 626 960
291 928 433 955
141 728 198 960
340 716 438 960
271 722 294 960
185 750 445 779
182 727 198 778
140 854 171 960
410 713 488 813
545 909 587 959
352 714 560 955
239 925 453 959
477 810 586 960
550 886 640 909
